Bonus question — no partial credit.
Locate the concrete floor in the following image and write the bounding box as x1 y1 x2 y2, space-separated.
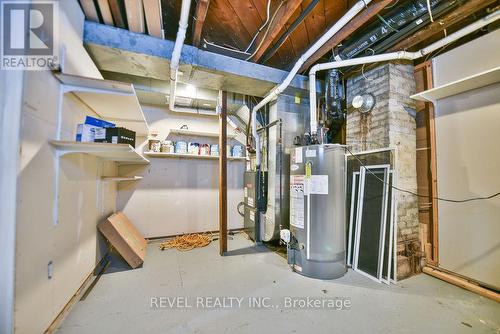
57 233 500 334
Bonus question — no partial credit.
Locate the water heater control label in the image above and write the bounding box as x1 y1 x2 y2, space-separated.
290 175 305 229
308 175 329 195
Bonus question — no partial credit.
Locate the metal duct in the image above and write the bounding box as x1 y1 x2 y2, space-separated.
335 0 457 61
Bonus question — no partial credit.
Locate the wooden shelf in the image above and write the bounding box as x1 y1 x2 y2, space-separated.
54 73 149 135
411 66 500 102
144 152 246 161
168 128 236 139
50 141 150 164
101 176 143 182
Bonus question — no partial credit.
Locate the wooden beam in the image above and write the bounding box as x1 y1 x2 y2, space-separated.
124 0 145 33
390 0 497 51
219 91 228 256
96 0 114 25
250 0 302 62
79 0 99 22
414 60 439 266
108 0 127 28
143 0 163 38
192 0 210 47
300 0 394 71
423 267 500 303
425 62 439 264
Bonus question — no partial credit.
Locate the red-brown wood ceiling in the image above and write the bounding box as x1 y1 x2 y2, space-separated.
159 0 352 70
200 0 350 69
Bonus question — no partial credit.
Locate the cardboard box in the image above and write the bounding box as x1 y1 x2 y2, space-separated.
85 116 115 128
98 212 147 269
105 127 136 147
76 124 101 142
94 127 106 141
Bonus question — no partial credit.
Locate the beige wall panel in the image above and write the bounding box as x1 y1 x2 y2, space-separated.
435 80 500 288
14 1 115 333
433 29 500 87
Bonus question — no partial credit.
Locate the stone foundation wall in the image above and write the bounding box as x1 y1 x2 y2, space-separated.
346 62 421 279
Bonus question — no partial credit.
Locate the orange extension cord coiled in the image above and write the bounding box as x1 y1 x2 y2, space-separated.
159 232 213 251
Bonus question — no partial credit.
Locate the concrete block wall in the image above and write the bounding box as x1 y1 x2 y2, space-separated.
346 62 421 279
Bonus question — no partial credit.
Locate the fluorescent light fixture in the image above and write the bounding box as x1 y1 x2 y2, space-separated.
185 84 196 97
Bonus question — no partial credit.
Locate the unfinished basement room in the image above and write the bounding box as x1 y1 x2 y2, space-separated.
1 0 500 333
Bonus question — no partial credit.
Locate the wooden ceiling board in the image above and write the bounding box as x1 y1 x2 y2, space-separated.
205 0 253 49
251 0 303 62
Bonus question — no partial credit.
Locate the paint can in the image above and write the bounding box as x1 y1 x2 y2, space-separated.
210 144 219 156
231 145 243 157
148 131 161 152
200 144 210 156
175 141 187 154
161 140 175 153
188 142 200 155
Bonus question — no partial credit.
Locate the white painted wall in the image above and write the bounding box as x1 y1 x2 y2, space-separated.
117 105 245 237
0 70 24 334
14 1 117 333
433 31 500 289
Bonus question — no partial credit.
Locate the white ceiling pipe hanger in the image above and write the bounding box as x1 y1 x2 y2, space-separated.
308 10 500 135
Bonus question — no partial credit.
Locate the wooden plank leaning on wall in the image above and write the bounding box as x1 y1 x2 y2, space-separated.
413 61 439 266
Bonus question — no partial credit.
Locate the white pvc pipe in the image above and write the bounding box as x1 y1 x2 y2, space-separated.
251 0 373 167
308 10 500 134
169 0 192 112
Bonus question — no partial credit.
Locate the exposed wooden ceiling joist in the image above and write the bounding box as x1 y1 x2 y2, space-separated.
108 0 127 29
389 0 498 51
79 0 99 22
299 0 394 71
124 0 145 33
249 0 303 62
96 0 114 25
192 0 210 47
143 0 163 38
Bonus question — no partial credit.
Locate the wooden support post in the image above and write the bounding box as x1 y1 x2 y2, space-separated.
219 91 228 255
414 60 439 266
425 63 439 264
